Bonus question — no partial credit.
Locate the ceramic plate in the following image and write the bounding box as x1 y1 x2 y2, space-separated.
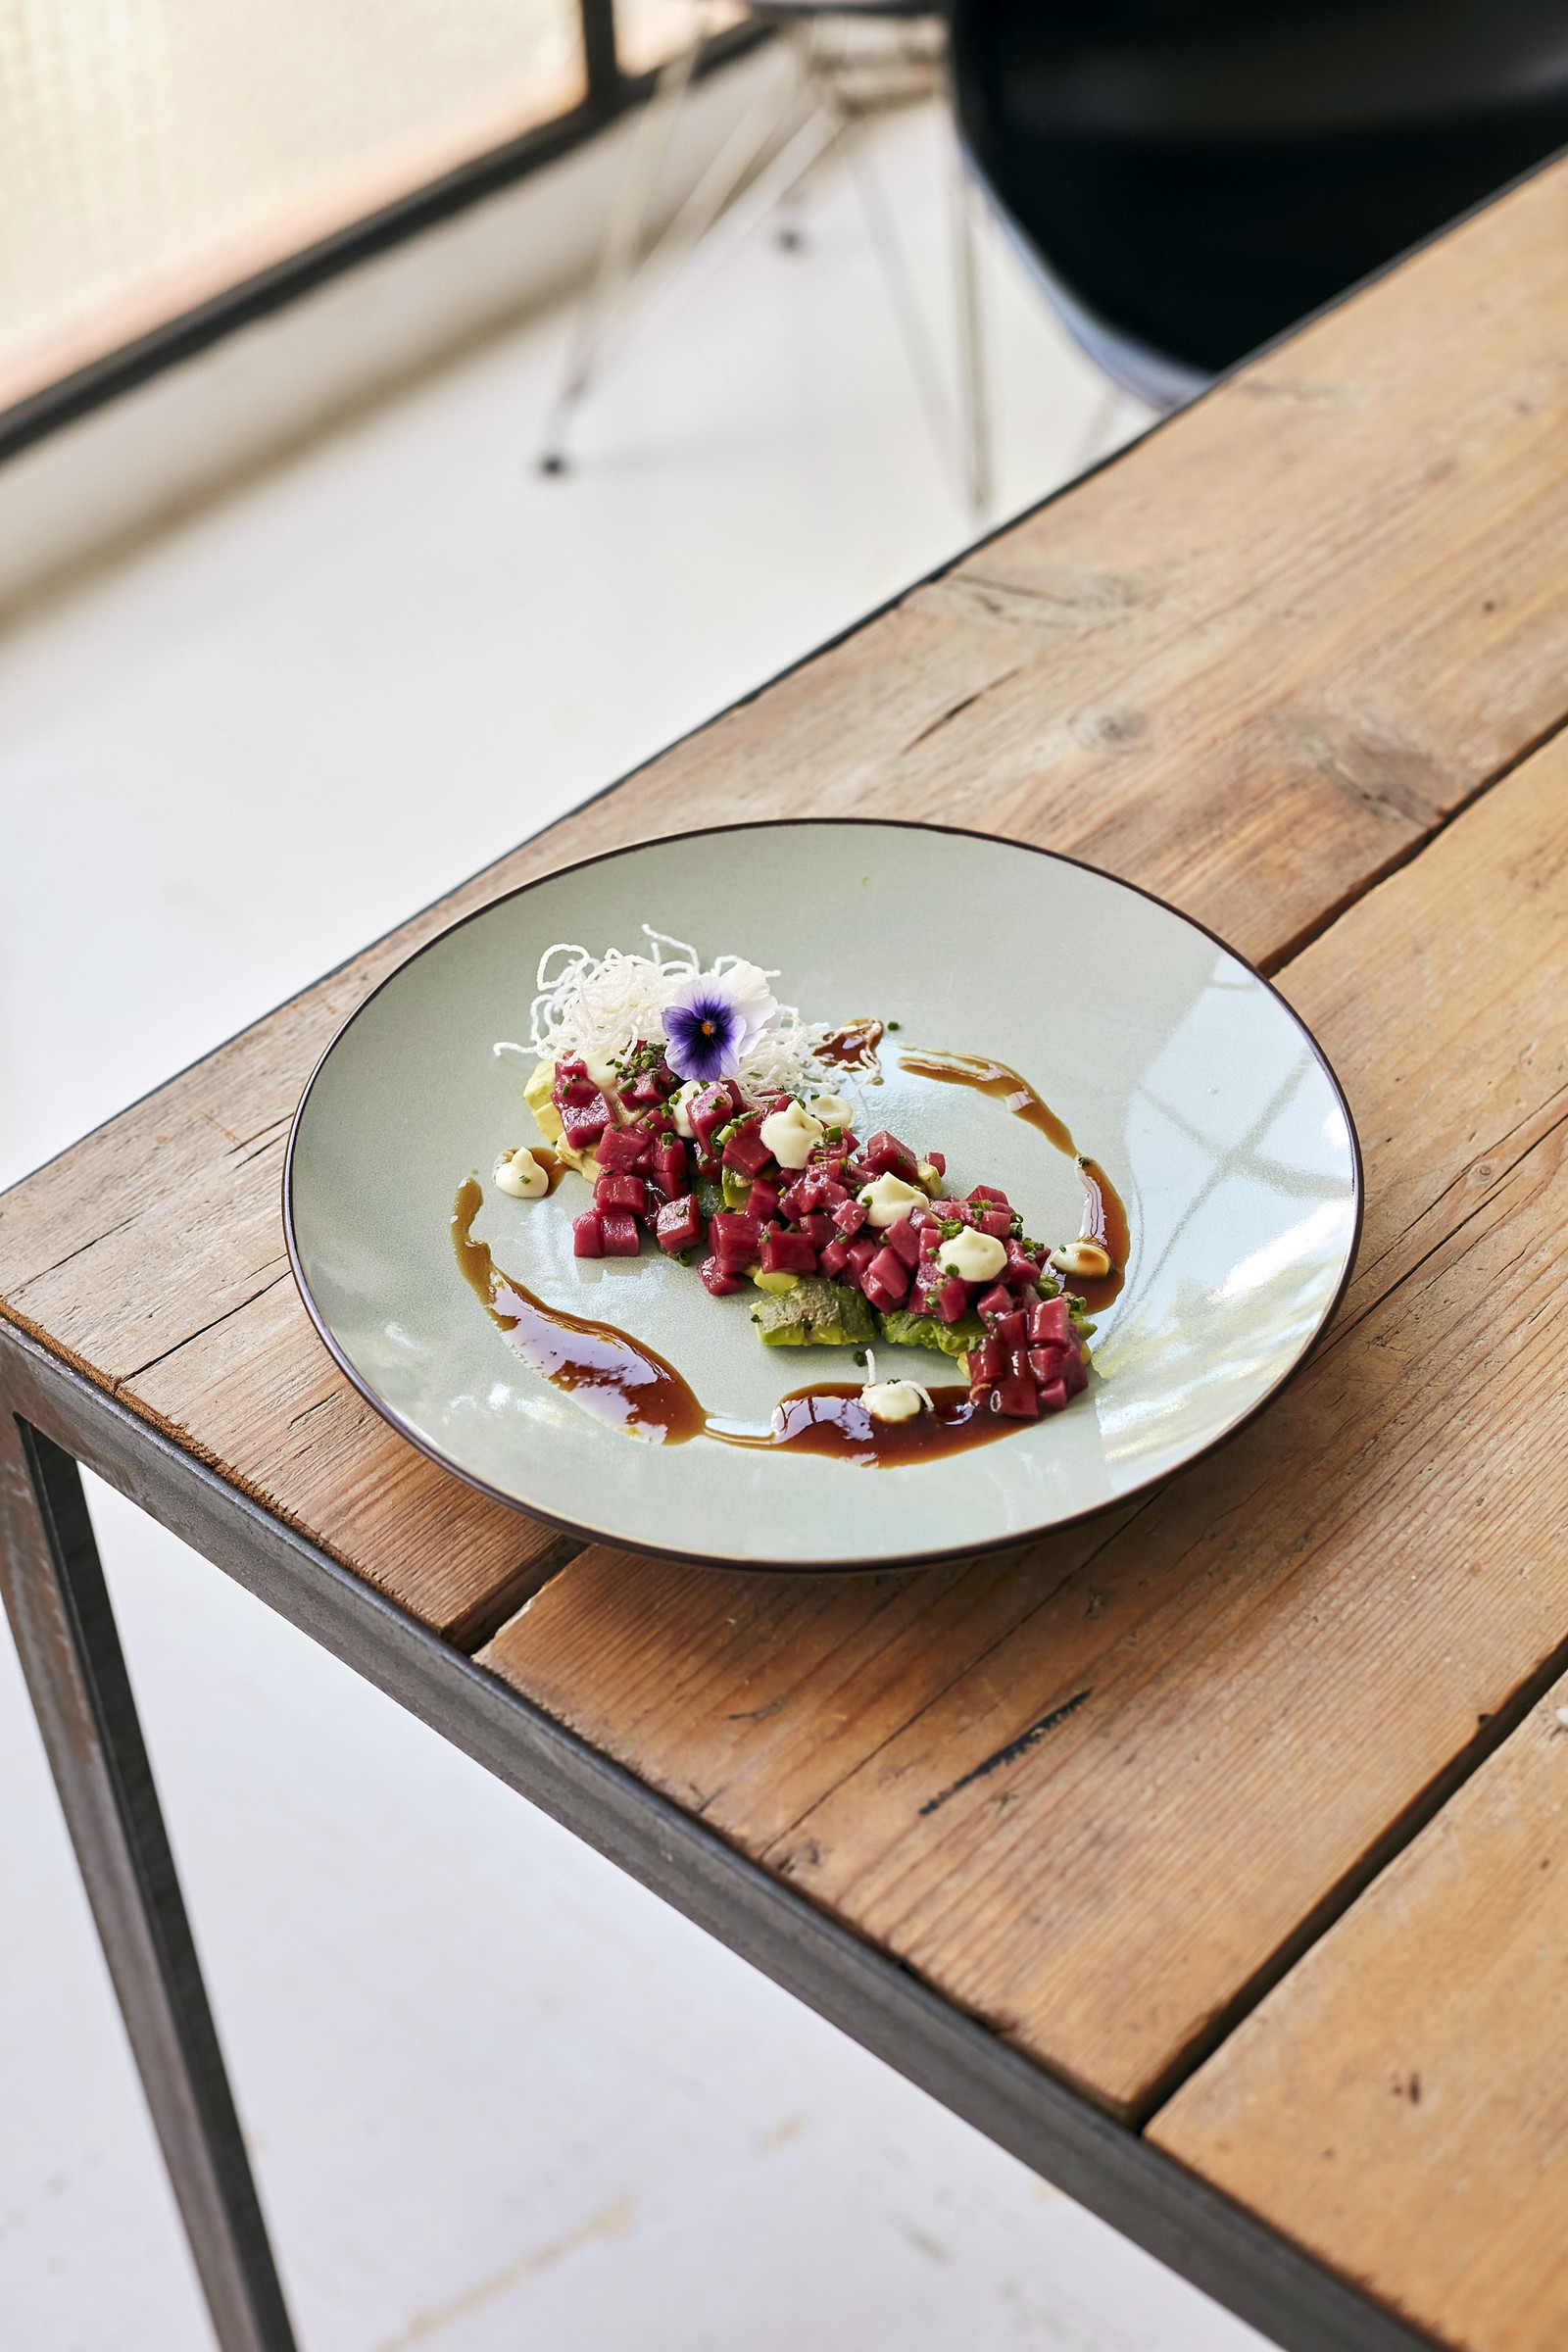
286 821 1361 1572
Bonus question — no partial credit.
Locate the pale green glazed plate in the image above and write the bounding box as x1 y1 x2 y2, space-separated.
285 821 1361 1573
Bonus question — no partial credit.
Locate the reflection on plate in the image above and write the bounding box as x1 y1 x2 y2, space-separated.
285 821 1361 1572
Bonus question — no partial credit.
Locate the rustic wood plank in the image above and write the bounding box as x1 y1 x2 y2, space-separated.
480 725 1568 2116
1152 1680 1568 2352
5 156 1568 1642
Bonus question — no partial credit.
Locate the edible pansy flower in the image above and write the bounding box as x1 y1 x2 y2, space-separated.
662 961 778 1083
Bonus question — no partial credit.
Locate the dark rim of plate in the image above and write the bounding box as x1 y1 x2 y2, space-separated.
282 816 1367 1576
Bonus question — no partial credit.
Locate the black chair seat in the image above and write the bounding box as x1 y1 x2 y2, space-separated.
952 0 1568 391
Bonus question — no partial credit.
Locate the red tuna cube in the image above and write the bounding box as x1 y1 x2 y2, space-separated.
799 1211 835 1249
599 1209 641 1256
863 1247 911 1307
700 1253 744 1297
977 1285 1013 1322
748 1175 782 1223
818 1237 851 1279
1005 1242 1044 1287
653 1139 688 1198
594 1171 647 1215
1037 1377 1068 1414
1028 1343 1078 1387
991 1370 1040 1420
1030 1297 1072 1348
571 1211 604 1258
831 1196 867 1238
690 1085 733 1149
967 1333 1004 1385
710 1210 762 1271
551 1055 594 1105
924 1150 946 1177
934 1276 970 1323
722 1120 773 1179
968 1184 1009 1209
996 1309 1029 1349
842 1236 879 1288
624 1070 666 1106
559 1094 612 1152
594 1122 648 1172
918 1225 941 1256
780 1178 813 1222
979 1206 1012 1242
885 1216 923 1270
815 1176 850 1209
863 1130 918 1181
655 1194 703 1255
762 1230 818 1276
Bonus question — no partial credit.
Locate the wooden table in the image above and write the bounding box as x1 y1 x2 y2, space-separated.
5 156 1568 2352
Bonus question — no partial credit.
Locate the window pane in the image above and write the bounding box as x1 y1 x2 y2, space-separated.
0 0 585 414
613 0 746 81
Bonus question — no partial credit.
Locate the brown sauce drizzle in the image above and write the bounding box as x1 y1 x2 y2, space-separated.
746 1384 1014 1465
818 1016 884 1074
453 1180 1019 1464
454 1178 705 1443
898 1049 1129 1311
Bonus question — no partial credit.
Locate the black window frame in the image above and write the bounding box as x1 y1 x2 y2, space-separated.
0 3 766 468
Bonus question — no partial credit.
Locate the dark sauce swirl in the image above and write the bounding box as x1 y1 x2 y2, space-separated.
453 1180 1015 1463
897 1050 1128 1311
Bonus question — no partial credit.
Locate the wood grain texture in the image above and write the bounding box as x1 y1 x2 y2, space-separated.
482 726 1568 2116
4 156 1568 1642
1152 1681 1568 2352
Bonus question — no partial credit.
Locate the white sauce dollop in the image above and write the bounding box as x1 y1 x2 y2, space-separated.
858 1172 927 1228
1048 1238 1112 1280
937 1227 1007 1284
494 1147 550 1200
808 1092 855 1129
760 1099 824 1169
859 1350 933 1424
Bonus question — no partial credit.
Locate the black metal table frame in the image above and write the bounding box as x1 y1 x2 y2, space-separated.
0 1316 1435 2352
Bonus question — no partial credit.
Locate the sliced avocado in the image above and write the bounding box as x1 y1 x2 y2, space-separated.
875 1308 986 1360
695 1175 725 1222
524 1054 596 1176
750 1278 877 1348
752 1269 800 1295
524 1057 564 1143
721 1166 753 1210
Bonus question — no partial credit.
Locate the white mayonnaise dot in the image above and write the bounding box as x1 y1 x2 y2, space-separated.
760 1100 824 1169
938 1227 1007 1283
1048 1238 1113 1280
582 1047 623 1092
494 1147 549 1200
857 1171 927 1227
808 1092 854 1129
859 1350 932 1424
670 1079 705 1139
863 1381 923 1423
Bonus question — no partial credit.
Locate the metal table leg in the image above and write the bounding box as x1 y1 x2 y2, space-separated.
0 1412 297 2352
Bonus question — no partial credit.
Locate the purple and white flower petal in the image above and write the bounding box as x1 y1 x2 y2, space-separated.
709 957 778 1045
662 981 749 1083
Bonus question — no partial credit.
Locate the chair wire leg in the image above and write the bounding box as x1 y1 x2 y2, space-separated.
840 109 966 506
950 155 993 518
0 1415 297 2352
537 31 706 471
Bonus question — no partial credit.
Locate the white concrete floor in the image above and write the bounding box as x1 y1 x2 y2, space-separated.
0 96 1265 2352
